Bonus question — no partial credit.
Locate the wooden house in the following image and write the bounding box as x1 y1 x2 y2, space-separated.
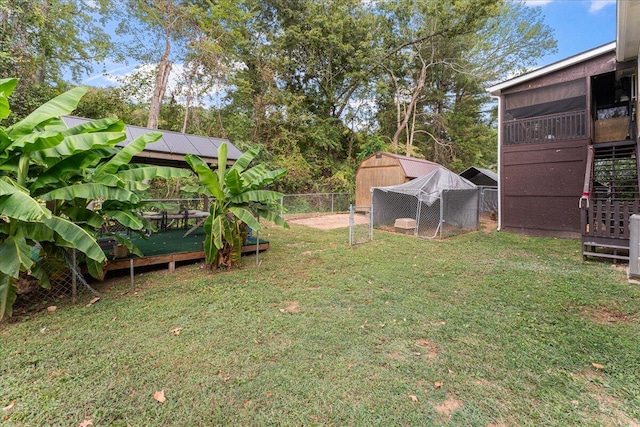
488 0 640 261
355 152 441 208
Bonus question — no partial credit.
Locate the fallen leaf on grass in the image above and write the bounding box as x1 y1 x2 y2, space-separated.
2 401 15 411
79 419 93 427
153 390 166 403
170 327 183 335
85 297 100 307
434 381 443 389
46 306 57 313
409 395 419 402
592 362 604 370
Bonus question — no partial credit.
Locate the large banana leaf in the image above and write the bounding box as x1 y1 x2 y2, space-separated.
104 210 144 230
230 146 259 173
59 206 104 228
254 207 289 229
0 78 18 119
12 222 56 242
228 206 261 231
0 237 35 278
244 167 288 190
116 165 192 182
224 169 244 196
43 216 106 263
0 273 17 319
0 180 51 222
9 130 65 154
230 189 283 204
62 117 125 136
39 183 139 204
96 132 162 176
38 132 126 159
30 151 105 193
7 86 87 138
217 143 228 184
0 128 13 154
185 154 224 200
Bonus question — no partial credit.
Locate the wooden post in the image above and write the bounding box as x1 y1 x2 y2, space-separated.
130 259 135 293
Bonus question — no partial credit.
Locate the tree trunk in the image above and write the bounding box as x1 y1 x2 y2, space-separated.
147 30 173 130
392 54 428 152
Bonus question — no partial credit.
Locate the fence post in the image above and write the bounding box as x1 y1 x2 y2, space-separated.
439 190 445 239
331 193 335 213
71 249 77 303
280 196 284 217
369 205 373 241
349 204 354 246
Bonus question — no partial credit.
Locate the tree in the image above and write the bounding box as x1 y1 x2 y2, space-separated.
115 0 247 130
0 78 191 318
185 143 288 270
374 0 555 168
0 0 112 85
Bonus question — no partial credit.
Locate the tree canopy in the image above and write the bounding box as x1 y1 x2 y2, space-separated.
2 0 557 194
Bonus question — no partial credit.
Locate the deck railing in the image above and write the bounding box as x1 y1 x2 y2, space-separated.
504 110 586 145
581 199 640 261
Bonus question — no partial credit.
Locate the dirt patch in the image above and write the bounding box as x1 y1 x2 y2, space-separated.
415 338 438 358
280 301 300 314
479 214 498 233
434 395 463 417
288 213 368 230
572 304 636 325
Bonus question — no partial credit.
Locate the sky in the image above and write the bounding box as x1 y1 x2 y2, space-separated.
526 0 617 67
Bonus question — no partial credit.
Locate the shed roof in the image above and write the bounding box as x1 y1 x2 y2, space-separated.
368 152 441 179
62 116 242 166
459 166 498 186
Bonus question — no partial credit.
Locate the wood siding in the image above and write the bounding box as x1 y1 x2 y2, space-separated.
498 50 636 238
501 139 588 236
355 156 407 207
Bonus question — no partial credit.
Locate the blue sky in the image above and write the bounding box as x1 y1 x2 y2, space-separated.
528 0 617 66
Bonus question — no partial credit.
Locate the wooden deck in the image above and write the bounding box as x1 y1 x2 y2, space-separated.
104 241 270 273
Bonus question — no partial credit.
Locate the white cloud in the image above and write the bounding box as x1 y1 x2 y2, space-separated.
522 0 553 6
588 0 615 13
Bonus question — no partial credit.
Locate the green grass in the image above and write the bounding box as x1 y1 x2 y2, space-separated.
2 225 639 426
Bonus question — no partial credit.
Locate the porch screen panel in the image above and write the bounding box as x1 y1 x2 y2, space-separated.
505 79 586 119
504 79 587 144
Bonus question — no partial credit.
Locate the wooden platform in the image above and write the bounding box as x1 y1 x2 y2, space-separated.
104 241 270 273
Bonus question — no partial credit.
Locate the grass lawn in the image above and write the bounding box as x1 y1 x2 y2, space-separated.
1 224 639 426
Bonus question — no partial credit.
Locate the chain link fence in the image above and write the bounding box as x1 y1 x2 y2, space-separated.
280 193 352 217
372 188 479 239
479 187 498 213
13 249 100 315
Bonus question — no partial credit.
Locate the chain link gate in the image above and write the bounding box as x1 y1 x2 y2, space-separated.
349 205 373 245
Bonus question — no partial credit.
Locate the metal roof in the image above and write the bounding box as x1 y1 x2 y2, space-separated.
459 166 498 186
373 152 442 179
62 116 242 164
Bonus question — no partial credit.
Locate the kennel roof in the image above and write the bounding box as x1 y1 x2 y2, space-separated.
374 167 476 206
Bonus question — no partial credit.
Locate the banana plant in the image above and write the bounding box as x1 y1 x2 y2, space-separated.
0 78 192 318
185 142 288 270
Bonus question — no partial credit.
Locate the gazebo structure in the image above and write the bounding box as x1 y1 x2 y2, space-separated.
63 116 242 168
